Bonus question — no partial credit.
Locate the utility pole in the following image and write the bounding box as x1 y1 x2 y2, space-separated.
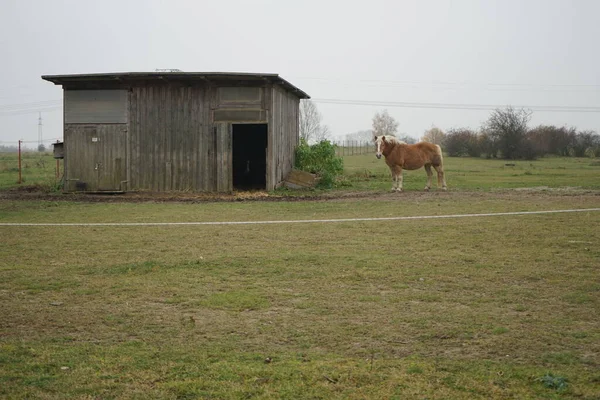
38 112 43 150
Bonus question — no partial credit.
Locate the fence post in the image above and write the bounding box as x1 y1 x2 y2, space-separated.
55 140 59 179
18 140 22 184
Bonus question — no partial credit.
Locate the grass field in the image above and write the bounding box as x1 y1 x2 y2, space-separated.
1 152 600 399
342 154 600 192
1 151 600 193
0 152 60 191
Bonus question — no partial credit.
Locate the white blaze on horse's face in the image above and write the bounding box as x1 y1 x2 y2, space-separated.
375 135 384 159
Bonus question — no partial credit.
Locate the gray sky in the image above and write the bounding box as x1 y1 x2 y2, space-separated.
1 0 599 148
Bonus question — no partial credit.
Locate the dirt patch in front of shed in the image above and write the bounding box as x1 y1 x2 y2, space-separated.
1 185 598 204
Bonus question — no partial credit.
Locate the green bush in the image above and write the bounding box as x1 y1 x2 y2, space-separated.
294 139 344 189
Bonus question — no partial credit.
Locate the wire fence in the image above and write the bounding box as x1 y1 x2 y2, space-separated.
0 140 63 187
332 140 373 156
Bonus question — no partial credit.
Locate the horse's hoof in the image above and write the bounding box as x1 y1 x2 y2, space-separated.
442 187 447 191
424 187 430 191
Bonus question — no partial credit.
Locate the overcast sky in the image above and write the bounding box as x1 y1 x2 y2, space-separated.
1 0 599 148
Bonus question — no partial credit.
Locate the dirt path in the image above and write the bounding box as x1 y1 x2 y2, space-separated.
1 186 598 204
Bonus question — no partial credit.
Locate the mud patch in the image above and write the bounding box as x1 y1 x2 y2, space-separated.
0 187 598 204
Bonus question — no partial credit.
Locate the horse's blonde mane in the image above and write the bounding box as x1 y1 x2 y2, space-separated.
379 135 406 145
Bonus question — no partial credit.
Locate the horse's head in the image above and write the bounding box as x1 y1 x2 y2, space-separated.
374 135 387 159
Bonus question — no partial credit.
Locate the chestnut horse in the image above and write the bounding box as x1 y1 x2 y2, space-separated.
374 135 447 192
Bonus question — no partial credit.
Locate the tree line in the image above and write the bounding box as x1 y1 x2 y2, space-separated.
439 107 599 159
372 107 600 160
298 100 600 160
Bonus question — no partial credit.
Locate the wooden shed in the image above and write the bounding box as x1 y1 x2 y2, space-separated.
41 72 310 193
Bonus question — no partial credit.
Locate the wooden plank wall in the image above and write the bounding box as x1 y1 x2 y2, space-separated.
62 81 302 193
64 124 126 192
129 84 216 191
215 123 232 192
268 85 300 190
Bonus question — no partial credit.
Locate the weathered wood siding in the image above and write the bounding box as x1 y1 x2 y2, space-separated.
129 84 216 191
268 85 300 190
61 80 301 193
64 124 127 192
214 123 233 192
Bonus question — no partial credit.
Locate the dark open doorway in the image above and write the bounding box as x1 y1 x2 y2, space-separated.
232 124 268 190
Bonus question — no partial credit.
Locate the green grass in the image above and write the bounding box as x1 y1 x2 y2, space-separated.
2 151 600 194
1 194 600 398
343 154 600 191
0 152 60 190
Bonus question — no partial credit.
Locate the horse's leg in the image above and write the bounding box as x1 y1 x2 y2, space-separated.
388 166 397 192
424 164 433 191
391 166 402 192
433 164 447 191
396 166 404 192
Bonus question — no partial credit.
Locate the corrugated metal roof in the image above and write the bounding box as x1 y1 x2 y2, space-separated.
41 72 310 99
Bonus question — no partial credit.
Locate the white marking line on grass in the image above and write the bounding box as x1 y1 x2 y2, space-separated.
1 208 599 227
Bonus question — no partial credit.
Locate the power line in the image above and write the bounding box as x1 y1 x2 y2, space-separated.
311 98 600 113
0 106 62 116
0 99 63 117
0 95 598 117
289 76 600 91
0 99 62 110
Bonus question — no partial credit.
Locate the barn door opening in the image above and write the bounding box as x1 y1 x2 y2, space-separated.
232 124 267 190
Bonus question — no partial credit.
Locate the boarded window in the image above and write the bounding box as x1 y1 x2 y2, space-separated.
218 87 261 103
213 109 267 122
65 90 128 123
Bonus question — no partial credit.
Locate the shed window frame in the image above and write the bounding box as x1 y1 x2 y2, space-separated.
64 89 128 124
213 109 267 123
218 87 262 105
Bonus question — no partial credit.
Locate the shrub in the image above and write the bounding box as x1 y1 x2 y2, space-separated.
444 128 481 157
295 139 344 189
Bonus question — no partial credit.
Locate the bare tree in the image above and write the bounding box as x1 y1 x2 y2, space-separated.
344 130 373 141
572 130 600 157
372 110 399 137
485 106 532 159
396 134 417 144
314 125 331 143
527 125 578 156
299 100 331 144
421 126 445 145
444 128 480 157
